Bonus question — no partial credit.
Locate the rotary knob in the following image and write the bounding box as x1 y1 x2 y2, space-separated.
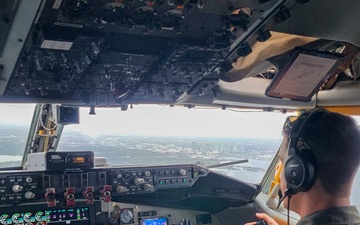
199 169 207 175
144 170 151 177
66 193 75 200
24 191 35 199
116 185 128 193
12 185 23 193
26 177 33 183
116 174 122 179
179 169 187 176
143 184 155 192
134 178 145 185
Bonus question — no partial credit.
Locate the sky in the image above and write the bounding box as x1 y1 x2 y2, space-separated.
0 104 35 124
0 103 292 138
72 105 291 138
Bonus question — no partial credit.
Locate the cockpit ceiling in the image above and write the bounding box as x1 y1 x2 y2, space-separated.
0 0 360 110
271 0 360 47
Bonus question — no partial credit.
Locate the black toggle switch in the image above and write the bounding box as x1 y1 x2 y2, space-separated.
236 42 252 57
219 61 233 73
274 7 290 23
257 30 272 42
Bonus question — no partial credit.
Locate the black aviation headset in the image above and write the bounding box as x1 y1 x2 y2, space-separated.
283 108 327 196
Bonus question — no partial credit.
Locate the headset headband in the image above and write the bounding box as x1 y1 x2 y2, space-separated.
288 108 326 156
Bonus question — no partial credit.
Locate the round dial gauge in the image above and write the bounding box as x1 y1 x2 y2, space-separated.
0 214 9 225
11 213 21 224
120 209 133 224
23 212 33 223
35 212 44 222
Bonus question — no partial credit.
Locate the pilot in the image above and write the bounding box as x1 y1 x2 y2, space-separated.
246 108 360 225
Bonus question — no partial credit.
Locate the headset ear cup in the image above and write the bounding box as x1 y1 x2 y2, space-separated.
284 153 316 194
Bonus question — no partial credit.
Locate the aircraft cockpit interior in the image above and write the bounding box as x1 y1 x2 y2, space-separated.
0 0 360 225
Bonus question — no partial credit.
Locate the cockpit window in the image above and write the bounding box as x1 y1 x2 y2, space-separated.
0 104 35 167
57 105 290 184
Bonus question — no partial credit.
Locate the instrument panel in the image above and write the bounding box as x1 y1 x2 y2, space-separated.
0 206 91 225
0 201 221 225
0 0 281 105
0 152 257 225
0 164 208 207
0 163 225 225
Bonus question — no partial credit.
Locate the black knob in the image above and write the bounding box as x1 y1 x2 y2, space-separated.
257 220 267 225
274 7 290 23
46 193 55 201
219 61 233 73
236 42 252 57
85 191 94 199
67 193 75 200
103 190 111 198
257 30 272 42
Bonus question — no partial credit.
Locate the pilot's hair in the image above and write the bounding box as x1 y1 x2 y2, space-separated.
300 109 360 197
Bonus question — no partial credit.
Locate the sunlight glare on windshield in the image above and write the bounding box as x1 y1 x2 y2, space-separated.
0 104 35 124
0 104 35 167
68 105 290 138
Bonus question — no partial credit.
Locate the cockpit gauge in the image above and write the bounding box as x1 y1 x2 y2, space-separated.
23 212 33 223
35 212 44 222
0 214 9 225
11 213 21 224
120 209 134 224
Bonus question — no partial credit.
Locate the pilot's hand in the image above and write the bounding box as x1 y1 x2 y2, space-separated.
244 213 279 225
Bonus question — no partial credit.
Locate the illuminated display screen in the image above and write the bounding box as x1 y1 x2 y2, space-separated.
142 217 168 225
72 157 86 164
0 207 89 225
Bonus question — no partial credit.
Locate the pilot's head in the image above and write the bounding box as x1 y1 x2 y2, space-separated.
278 108 360 213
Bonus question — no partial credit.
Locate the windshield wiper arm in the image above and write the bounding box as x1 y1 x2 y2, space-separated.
206 159 248 169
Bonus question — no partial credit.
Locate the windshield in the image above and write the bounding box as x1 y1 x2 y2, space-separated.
0 104 35 167
57 105 288 183
1 104 359 208
0 104 287 183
